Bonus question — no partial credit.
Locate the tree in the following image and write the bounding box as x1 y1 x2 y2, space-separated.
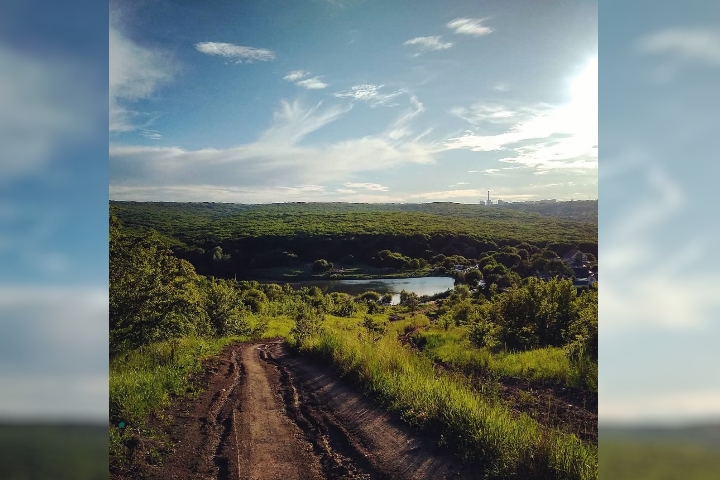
110 216 208 354
312 259 333 273
400 290 420 314
465 268 483 287
205 278 249 336
290 303 324 345
357 291 381 303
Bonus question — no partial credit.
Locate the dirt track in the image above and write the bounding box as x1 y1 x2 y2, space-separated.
143 341 472 480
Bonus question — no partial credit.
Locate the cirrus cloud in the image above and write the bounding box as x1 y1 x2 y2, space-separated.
194 42 275 63
446 18 494 36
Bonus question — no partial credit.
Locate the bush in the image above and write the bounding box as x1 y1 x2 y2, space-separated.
312 259 333 273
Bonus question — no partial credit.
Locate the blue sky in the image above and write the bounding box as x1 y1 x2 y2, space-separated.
0 0 108 421
599 1 720 425
109 0 598 203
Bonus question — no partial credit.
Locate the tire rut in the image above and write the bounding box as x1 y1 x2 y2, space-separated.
258 344 382 480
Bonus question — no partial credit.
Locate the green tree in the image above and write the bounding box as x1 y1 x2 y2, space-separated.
312 259 333 273
204 278 250 336
110 216 208 354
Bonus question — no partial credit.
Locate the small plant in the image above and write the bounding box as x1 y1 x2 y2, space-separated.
362 316 388 342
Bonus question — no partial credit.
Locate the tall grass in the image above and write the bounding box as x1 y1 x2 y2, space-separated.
416 327 597 391
109 336 246 427
298 329 597 479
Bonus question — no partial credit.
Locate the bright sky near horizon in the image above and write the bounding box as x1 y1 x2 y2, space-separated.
109 0 598 204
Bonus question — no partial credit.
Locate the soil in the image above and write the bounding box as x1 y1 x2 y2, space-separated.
112 341 473 480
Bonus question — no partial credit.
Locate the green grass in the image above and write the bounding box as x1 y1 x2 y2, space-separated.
414 326 596 391
297 323 597 479
109 336 245 427
0 424 107 480
600 440 720 480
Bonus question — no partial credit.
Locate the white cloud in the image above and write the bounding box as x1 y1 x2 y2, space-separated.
283 70 309 82
446 18 493 36
335 188 356 194
295 76 328 89
333 84 406 107
140 130 162 140
0 47 93 180
601 389 720 425
110 99 440 201
494 83 510 92
110 17 175 132
450 104 525 125
638 27 720 66
284 71 328 89
344 183 389 191
194 42 275 63
445 58 598 173
403 36 453 52
0 286 108 421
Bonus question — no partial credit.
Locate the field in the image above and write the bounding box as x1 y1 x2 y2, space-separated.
0 424 108 480
600 426 720 479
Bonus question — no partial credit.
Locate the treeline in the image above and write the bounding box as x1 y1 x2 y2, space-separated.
110 202 595 281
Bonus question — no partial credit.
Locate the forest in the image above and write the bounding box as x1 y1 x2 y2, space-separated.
110 201 597 283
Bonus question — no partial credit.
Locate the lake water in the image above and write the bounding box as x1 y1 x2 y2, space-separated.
285 276 456 305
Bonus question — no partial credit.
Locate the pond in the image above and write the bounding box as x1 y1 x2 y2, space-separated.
284 276 457 305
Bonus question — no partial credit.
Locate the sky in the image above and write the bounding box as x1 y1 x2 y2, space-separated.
599 1 720 425
0 0 108 421
109 0 598 204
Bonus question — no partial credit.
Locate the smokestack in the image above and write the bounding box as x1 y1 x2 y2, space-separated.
487 191 490 204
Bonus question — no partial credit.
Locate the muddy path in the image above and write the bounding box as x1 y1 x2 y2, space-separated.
128 341 472 480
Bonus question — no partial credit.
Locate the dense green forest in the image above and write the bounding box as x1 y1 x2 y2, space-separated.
110 211 598 479
110 201 597 281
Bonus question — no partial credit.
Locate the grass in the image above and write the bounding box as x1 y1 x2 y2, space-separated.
414 325 597 391
0 424 108 480
600 440 720 480
109 335 251 465
297 320 597 479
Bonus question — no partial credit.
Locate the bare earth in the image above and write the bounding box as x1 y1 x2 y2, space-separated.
126 341 473 480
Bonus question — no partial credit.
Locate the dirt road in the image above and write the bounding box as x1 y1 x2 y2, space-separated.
144 341 472 480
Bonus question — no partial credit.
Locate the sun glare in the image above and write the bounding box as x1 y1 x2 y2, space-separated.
570 56 598 111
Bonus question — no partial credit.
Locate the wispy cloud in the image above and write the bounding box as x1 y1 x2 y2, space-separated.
601 389 720 425
283 70 328 89
446 18 493 36
139 130 162 140
403 36 453 54
450 104 528 125
445 58 598 173
194 42 275 63
344 182 389 191
296 77 328 89
0 47 93 179
637 27 720 66
332 84 406 107
110 18 175 132
110 99 440 202
283 70 309 82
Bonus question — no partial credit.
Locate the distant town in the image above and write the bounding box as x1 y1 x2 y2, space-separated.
480 192 596 206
